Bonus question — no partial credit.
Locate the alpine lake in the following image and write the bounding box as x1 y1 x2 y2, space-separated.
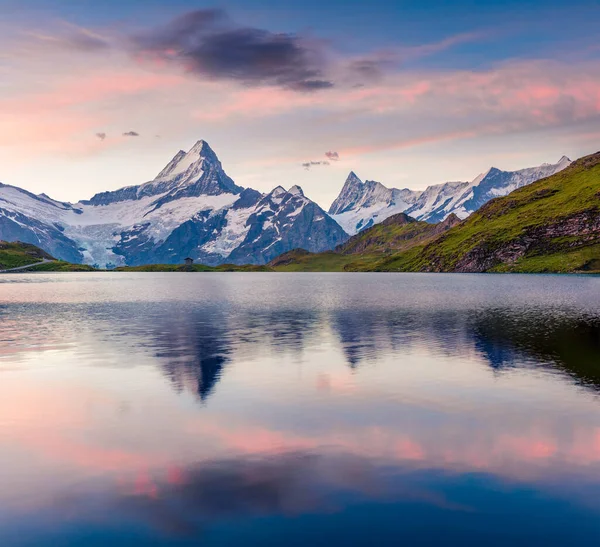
1 272 599 546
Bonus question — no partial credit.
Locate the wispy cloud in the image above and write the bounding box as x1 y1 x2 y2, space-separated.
123 131 140 137
95 132 107 141
26 22 110 52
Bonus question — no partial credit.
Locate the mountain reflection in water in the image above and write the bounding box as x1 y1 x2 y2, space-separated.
0 273 599 546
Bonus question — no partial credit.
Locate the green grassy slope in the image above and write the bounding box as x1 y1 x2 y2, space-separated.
0 241 55 269
268 249 377 272
374 151 600 273
21 261 97 272
337 212 460 255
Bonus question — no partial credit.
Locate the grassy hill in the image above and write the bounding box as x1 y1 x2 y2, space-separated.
0 241 54 269
337 212 460 255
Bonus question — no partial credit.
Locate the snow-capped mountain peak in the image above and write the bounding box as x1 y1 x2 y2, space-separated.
328 172 365 215
329 171 422 234
83 140 242 207
154 140 221 182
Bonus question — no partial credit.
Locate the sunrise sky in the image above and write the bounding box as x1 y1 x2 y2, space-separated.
1 0 600 205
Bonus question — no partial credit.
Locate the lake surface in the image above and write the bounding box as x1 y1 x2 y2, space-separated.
1 273 600 546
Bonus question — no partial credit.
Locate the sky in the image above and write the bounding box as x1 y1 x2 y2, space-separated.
1 0 599 207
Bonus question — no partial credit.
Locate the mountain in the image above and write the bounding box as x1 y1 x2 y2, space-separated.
329 156 572 235
374 151 600 273
0 141 348 267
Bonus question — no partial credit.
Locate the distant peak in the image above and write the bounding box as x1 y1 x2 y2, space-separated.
346 171 362 184
558 155 571 164
288 185 304 196
270 186 287 197
189 139 213 154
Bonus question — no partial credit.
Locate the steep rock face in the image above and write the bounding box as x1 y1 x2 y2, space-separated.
328 172 367 215
448 209 600 273
329 157 572 234
0 141 348 267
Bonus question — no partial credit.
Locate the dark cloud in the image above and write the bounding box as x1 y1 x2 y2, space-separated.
302 160 331 170
325 151 340 161
51 452 389 538
347 58 387 81
131 9 334 92
95 132 107 141
342 51 401 86
123 131 140 137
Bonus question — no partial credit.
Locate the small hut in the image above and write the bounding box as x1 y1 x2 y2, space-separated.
184 257 194 266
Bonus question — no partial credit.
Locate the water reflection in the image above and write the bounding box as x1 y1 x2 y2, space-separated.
0 273 599 546
2 302 600 396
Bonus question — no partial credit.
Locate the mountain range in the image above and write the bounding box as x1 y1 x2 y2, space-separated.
0 141 346 267
0 139 574 267
329 156 572 235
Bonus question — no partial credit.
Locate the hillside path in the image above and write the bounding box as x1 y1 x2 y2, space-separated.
0 259 54 273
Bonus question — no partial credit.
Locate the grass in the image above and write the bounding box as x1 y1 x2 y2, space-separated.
337 214 450 255
0 241 54 269
489 243 600 273
267 248 383 272
22 261 98 272
270 251 356 272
